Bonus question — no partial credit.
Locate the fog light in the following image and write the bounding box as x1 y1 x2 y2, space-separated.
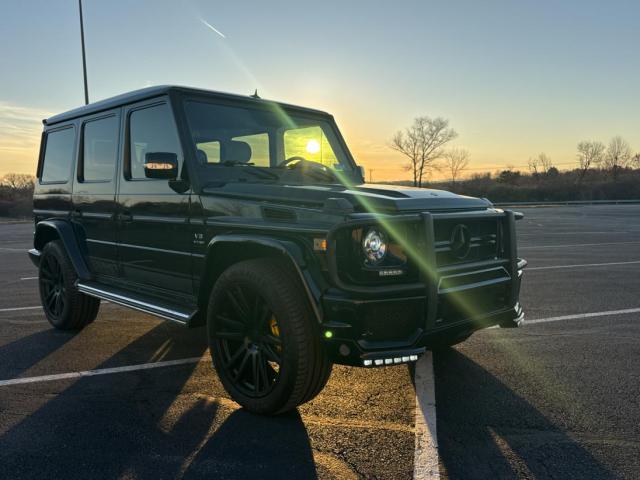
384 358 393 365
410 355 418 361
363 359 373 367
393 357 402 364
374 359 384 366
402 356 410 362
324 330 333 339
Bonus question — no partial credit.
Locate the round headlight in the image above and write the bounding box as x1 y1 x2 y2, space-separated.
362 228 387 265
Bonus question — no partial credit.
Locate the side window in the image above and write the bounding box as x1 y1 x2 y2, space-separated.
41 127 75 183
284 126 338 168
81 115 119 181
128 104 181 179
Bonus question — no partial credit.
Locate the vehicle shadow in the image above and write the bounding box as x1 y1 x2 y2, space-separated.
180 409 317 479
0 322 318 480
0 328 74 380
432 348 615 479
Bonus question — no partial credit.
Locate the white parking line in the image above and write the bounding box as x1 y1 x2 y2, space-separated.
20 276 38 281
520 241 640 250
519 231 626 235
0 306 42 313
526 307 640 325
527 260 640 271
0 357 205 387
413 352 439 480
0 300 113 314
486 307 640 330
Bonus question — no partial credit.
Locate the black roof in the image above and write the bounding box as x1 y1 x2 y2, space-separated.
44 85 331 125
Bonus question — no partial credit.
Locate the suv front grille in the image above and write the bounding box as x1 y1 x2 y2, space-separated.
434 217 501 267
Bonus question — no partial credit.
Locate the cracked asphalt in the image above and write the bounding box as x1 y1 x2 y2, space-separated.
0 204 639 479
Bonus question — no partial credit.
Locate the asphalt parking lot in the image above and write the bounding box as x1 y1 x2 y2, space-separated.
0 204 639 479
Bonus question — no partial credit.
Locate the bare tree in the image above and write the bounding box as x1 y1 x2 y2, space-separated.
528 152 553 176
0 173 35 191
539 153 553 172
442 147 469 185
390 116 457 187
576 141 605 181
604 136 632 178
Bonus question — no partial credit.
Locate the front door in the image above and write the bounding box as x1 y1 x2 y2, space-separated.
72 109 121 280
115 99 193 301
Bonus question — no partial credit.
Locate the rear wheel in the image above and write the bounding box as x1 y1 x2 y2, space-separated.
207 258 332 415
39 240 100 330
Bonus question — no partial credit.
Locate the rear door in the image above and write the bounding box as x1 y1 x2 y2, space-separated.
115 98 193 300
71 110 121 280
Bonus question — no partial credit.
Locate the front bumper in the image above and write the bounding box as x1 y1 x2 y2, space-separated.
322 295 525 367
321 210 526 367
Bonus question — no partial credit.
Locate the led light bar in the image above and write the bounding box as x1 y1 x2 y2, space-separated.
362 354 420 367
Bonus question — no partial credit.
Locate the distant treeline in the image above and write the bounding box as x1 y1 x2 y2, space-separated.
421 167 640 203
2 168 640 219
0 173 34 218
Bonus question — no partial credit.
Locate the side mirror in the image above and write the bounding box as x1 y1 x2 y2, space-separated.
358 165 366 182
144 152 178 179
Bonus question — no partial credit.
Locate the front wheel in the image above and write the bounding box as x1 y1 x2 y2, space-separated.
207 258 332 415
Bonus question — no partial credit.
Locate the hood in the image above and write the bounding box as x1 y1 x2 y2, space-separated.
202 182 491 213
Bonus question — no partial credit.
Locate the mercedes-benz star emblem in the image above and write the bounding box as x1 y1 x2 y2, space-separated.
450 224 471 259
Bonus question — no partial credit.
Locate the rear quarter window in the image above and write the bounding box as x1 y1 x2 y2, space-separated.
81 115 119 182
41 127 76 183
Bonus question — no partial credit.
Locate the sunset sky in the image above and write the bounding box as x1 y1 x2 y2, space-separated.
1 0 639 181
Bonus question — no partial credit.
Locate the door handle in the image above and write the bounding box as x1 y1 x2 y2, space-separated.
119 212 133 223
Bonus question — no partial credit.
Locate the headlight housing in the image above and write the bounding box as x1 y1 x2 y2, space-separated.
362 228 387 265
330 222 420 286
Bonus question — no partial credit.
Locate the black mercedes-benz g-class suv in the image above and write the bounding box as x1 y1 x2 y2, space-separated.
29 86 526 414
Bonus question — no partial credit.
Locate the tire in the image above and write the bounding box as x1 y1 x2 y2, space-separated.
207 258 332 415
38 240 100 330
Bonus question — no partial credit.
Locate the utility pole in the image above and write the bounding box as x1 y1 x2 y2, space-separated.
78 0 89 105
369 169 373 183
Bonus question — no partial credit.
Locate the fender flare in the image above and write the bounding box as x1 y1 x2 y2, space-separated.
198 234 324 325
33 220 92 280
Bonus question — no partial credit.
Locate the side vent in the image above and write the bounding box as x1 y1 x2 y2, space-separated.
262 207 297 223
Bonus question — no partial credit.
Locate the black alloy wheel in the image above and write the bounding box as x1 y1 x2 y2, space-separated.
40 250 66 319
38 240 100 330
214 283 283 398
207 258 333 415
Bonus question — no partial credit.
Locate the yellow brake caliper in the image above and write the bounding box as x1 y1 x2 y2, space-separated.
268 315 281 372
269 315 281 349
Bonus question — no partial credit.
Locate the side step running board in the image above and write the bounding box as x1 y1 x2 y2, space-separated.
77 281 195 325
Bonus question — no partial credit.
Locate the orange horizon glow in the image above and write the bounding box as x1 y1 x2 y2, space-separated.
0 127 598 183
0 99 630 183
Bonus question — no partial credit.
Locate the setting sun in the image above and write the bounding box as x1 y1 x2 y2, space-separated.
306 139 320 154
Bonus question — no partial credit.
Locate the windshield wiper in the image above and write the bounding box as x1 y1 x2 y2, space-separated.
221 161 279 180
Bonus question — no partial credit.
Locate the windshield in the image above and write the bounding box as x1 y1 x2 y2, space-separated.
184 100 358 185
